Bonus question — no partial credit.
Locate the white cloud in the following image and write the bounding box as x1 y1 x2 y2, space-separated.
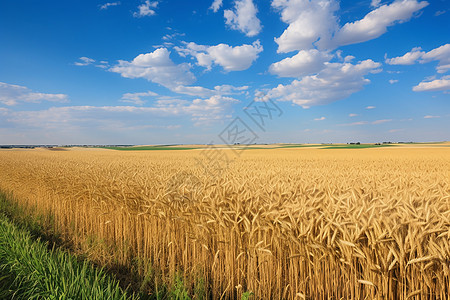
371 0 382 8
162 32 185 41
210 0 223 12
424 115 440 119
100 2 120 10
314 116 326 121
413 76 450 92
435 10 446 16
327 118 392 127
386 44 450 73
389 79 399 84
269 49 332 77
172 86 215 98
349 113 358 117
385 47 424 65
2 95 239 134
109 48 196 88
339 121 369 126
269 59 381 108
366 106 376 109
224 0 261 37
175 41 263 71
272 0 427 53
133 0 158 17
120 91 158 105
173 84 248 97
0 82 69 106
333 0 429 47
272 0 339 53
421 44 450 73
74 57 95 66
372 119 392 124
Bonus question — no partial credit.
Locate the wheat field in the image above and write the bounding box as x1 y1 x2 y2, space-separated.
0 146 449 299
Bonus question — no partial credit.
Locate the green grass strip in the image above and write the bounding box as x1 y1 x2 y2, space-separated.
0 213 137 300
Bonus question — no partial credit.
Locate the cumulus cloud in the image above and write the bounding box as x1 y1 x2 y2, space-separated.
210 0 223 12
100 2 120 10
385 47 424 65
120 91 158 105
386 44 450 73
133 0 158 17
74 57 95 66
0 82 69 106
268 59 381 108
334 0 428 47
387 44 450 92
269 49 332 77
421 44 450 73
272 0 428 53
412 76 450 92
109 48 196 88
224 0 261 37
272 0 339 53
175 41 262 71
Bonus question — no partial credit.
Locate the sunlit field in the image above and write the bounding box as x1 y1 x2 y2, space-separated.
0 145 449 299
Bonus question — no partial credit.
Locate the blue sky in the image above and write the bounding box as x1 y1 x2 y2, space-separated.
0 0 449 144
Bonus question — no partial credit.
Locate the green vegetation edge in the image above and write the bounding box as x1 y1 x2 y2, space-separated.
0 194 138 299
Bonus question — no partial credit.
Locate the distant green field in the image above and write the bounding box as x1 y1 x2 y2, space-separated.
323 144 396 149
103 144 401 151
276 144 331 149
104 146 197 151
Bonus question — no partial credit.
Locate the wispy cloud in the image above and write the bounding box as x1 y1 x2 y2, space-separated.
0 82 69 106
366 106 376 109
349 113 358 117
100 2 120 10
74 57 95 66
370 0 382 8
339 121 369 126
372 119 392 124
209 0 223 13
314 116 326 121
424 115 440 119
120 91 158 105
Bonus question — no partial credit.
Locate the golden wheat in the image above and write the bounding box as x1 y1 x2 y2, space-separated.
0 146 449 299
